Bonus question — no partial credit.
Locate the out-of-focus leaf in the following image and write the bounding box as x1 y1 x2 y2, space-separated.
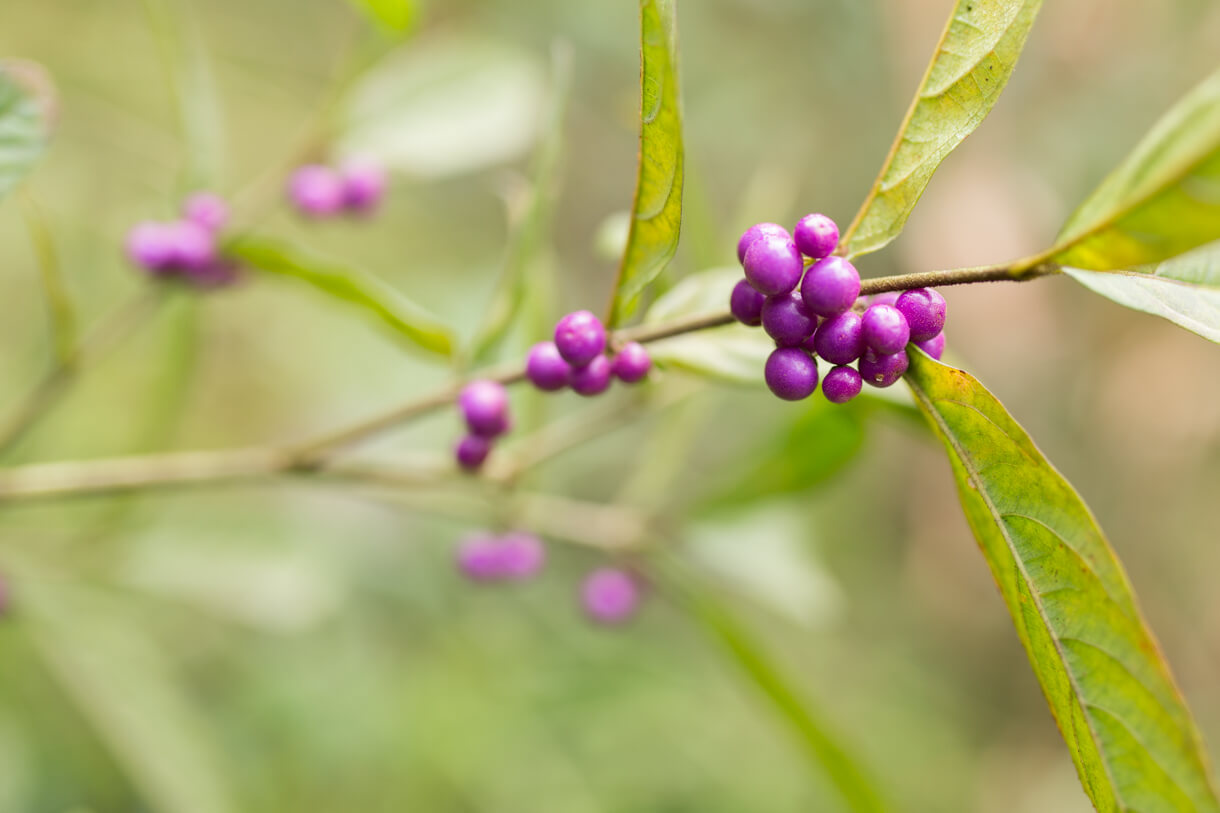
0 60 56 202
1065 242 1220 343
839 0 1043 259
19 194 76 362
339 36 546 179
606 0 684 326
348 0 415 34
905 350 1220 812
229 238 454 356
1048 67 1220 271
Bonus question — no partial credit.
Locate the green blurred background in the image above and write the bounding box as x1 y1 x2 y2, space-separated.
2 0 1219 810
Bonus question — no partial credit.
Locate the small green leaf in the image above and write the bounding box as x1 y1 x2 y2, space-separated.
839 0 1044 259
229 238 454 357
906 351 1220 812
0 60 56 203
607 0 685 326
348 0 415 33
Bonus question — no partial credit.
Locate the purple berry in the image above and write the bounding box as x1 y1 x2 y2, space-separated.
793 213 839 260
865 291 901 308
764 347 819 401
288 164 345 217
581 568 643 624
339 158 387 213
458 379 510 437
859 349 910 388
182 192 229 233
915 332 946 361
126 221 176 273
730 279 767 326
611 342 651 383
554 310 607 367
861 304 910 355
526 342 572 391
895 288 947 342
812 311 866 365
761 292 817 348
800 256 861 317
167 220 216 272
496 532 546 580
743 234 803 297
456 533 504 581
570 354 612 396
822 365 863 404
736 222 789 264
455 434 493 471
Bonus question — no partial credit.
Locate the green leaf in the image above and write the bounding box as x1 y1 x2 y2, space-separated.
1065 241 1220 343
839 0 1043 259
19 193 76 363
348 0 415 33
0 60 56 203
229 238 454 357
905 350 1220 812
607 0 685 326
1049 67 1220 271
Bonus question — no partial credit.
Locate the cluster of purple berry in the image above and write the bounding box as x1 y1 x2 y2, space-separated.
729 214 946 402
125 192 239 286
287 158 387 218
527 310 652 396
454 379 513 471
455 530 644 624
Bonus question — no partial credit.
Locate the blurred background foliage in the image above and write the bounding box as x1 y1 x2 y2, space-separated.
1 0 1219 810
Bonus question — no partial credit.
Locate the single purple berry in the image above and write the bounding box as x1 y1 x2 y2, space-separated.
554 310 607 367
339 158 387 213
526 342 572 391
895 288 947 342
812 311 866 365
167 220 216 272
730 278 767 326
793 213 839 260
581 567 643 625
761 292 817 348
736 222 789 264
288 164 345 217
456 533 505 582
743 234 803 297
764 347 819 401
915 332 946 361
822 365 863 404
611 342 651 383
496 532 546 580
126 221 177 273
570 354 612 396
455 434 493 471
859 349 910 388
861 304 910 355
800 256 861 317
458 379 511 437
182 192 229 233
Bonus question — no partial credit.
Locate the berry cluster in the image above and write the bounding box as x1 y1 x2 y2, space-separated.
126 192 239 286
527 310 652 396
287 158 387 218
455 379 513 471
730 214 946 402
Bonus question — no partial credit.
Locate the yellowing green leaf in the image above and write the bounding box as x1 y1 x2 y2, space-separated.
0 60 56 202
349 0 415 33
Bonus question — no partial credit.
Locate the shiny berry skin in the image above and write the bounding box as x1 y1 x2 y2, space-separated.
861 304 910 355
182 192 229 233
800 256 861 317
793 213 839 260
526 342 572 391
915 332 946 361
764 347 819 401
730 279 767 326
581 568 642 624
554 310 607 367
812 311 866 365
168 220 216 272
822 365 863 404
736 222 789 264
458 379 510 437
859 349 910 388
570 354 612 396
126 222 176 272
611 342 651 383
288 164 345 217
761 292 817 348
895 288 947 342
743 234 803 297
339 158 387 213
455 434 492 470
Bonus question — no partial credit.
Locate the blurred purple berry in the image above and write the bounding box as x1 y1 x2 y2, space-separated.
793 213 839 260
730 278 767 326
167 220 216 272
288 164 345 217
570 354 612 397
126 221 177 273
611 342 651 383
895 288 947 342
859 349 910 388
581 567 643 624
554 310 607 367
497 532 546 580
822 365 863 404
764 347 819 401
456 533 505 582
458 379 510 437
801 256 860 317
455 434 493 471
736 222 789 264
526 342 572 391
915 332 946 361
861 304 910 355
743 234 803 297
812 311 866 365
182 192 229 233
339 158 388 213
761 292 817 348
